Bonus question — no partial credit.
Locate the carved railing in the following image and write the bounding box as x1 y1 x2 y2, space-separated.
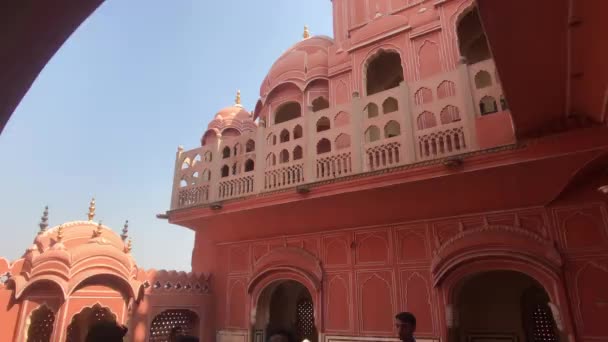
178 185 210 208
218 175 255 200
365 139 402 171
316 152 353 180
416 124 467 160
264 163 305 190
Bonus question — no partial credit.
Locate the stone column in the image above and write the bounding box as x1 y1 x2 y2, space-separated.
399 81 416 164
457 61 480 150
304 106 316 182
254 121 267 192
208 137 222 202
170 146 185 210
350 91 364 173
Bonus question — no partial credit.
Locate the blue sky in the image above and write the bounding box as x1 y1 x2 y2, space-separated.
0 1 333 271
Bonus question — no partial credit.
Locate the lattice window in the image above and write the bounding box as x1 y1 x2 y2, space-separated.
316 152 352 179
531 304 558 342
149 310 198 342
296 299 314 338
26 306 55 342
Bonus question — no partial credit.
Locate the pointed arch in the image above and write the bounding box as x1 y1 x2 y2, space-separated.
316 117 331 132
335 134 351 150
382 97 399 114
440 105 462 124
293 125 303 139
417 111 437 130
317 138 331 154
384 121 401 138
293 146 304 161
365 126 381 143
475 70 492 89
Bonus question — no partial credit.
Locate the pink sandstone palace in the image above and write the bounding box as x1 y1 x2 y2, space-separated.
2 0 608 341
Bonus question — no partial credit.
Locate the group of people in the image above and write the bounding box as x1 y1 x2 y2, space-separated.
84 321 198 342
83 311 417 342
269 312 418 342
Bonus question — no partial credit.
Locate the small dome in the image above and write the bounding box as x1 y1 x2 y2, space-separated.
214 104 252 122
205 91 257 138
260 35 333 97
33 221 127 254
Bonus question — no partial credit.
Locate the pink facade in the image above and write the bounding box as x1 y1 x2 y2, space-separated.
2 0 608 342
169 1 608 342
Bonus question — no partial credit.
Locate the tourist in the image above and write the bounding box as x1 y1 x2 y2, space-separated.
395 312 416 342
268 331 291 342
85 321 128 342
169 326 185 342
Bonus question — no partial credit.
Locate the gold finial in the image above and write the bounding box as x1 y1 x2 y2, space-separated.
235 89 241 105
303 25 311 39
57 225 64 242
125 239 132 253
38 206 49 234
93 221 103 238
88 197 96 221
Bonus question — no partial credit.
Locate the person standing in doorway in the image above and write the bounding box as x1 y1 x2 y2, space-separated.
395 312 416 342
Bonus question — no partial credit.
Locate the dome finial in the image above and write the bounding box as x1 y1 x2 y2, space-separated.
38 206 49 234
121 220 129 241
93 221 103 238
303 25 310 39
235 89 241 105
87 197 96 221
125 238 132 254
56 225 64 242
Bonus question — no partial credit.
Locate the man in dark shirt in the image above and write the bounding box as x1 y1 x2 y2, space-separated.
395 312 416 342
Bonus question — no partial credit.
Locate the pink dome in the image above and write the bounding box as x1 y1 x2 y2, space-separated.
214 104 252 122
33 221 128 254
260 36 334 97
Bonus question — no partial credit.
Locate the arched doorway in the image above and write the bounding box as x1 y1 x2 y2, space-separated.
66 304 117 342
451 271 559 342
254 280 317 342
149 309 200 341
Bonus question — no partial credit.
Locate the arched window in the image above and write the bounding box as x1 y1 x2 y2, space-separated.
293 146 303 160
334 111 350 127
437 80 456 99
500 95 509 111
280 129 290 143
233 143 242 156
201 130 217 146
275 102 302 124
266 153 277 167
245 159 254 172
365 126 381 143
383 97 399 114
457 7 491 64
202 169 211 181
204 151 212 162
474 70 492 89
366 51 404 95
296 298 315 339
280 149 290 163
222 128 241 138
222 147 231 159
66 304 116 342
317 138 331 154
440 105 462 124
480 96 498 115
232 163 238 175
193 154 202 165
180 179 188 188
246 139 255 152
293 125 303 139
365 103 379 118
415 87 433 105
316 117 331 132
417 111 437 130
522 287 558 342
384 121 401 138
149 309 199 342
181 159 190 170
312 97 330 112
26 305 55 342
221 165 229 178
335 134 351 150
